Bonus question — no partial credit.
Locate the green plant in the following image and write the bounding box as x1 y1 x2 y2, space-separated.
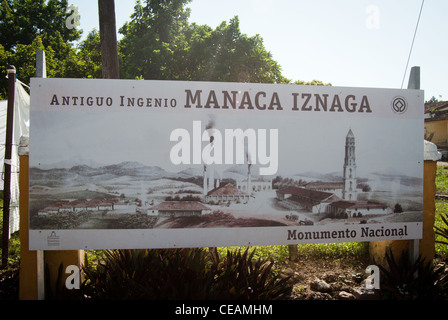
81 248 215 299
436 166 448 194
378 249 447 300
213 248 292 300
435 212 448 246
435 201 448 258
216 245 290 264
295 242 369 260
80 247 292 300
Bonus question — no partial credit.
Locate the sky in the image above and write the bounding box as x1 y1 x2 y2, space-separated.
68 0 447 102
30 79 423 178
31 109 423 178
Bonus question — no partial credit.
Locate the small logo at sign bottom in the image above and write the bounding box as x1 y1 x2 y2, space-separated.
47 231 60 246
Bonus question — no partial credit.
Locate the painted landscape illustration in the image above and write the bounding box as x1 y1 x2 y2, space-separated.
29 111 423 231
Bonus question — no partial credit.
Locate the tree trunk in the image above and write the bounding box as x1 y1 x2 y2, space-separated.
98 0 119 79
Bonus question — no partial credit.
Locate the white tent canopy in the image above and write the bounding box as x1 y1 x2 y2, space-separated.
0 81 30 236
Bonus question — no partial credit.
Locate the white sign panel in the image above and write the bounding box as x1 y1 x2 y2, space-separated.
29 78 423 250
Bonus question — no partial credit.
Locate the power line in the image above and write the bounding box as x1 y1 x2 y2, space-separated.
401 0 425 89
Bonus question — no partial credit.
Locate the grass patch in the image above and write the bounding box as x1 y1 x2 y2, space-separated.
295 242 369 260
436 165 448 194
216 245 290 264
435 165 448 258
435 199 448 258
214 242 369 264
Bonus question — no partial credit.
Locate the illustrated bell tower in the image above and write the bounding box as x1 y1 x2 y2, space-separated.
342 129 357 201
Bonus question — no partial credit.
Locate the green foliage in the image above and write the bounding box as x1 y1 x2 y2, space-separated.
118 0 287 83
0 0 328 100
436 166 448 194
0 0 84 98
0 0 81 52
435 200 448 258
435 211 448 246
212 248 292 299
434 165 448 258
118 0 192 80
378 249 447 300
292 79 332 86
295 242 369 260
80 247 292 300
216 245 290 265
64 29 102 78
80 248 213 299
0 190 20 267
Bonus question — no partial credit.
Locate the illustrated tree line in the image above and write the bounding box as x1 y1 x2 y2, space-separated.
0 0 331 100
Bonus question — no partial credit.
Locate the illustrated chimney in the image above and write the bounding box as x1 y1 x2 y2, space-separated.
208 135 215 192
247 163 252 194
209 167 214 192
203 165 208 196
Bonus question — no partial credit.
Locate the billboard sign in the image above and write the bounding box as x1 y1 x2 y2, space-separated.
29 78 423 250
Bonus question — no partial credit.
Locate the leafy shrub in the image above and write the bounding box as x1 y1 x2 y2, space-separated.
79 247 292 300
435 212 448 246
378 249 448 300
80 248 214 299
212 248 292 300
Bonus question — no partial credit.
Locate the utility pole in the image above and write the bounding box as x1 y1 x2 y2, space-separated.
1 65 16 268
98 0 120 79
408 66 420 265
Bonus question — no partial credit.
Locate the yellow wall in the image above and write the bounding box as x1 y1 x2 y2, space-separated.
18 156 38 299
425 120 448 145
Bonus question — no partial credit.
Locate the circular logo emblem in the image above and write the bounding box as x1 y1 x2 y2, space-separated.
391 96 407 114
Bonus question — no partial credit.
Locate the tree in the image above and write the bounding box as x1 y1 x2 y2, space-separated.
118 0 191 80
426 96 443 104
0 36 46 98
292 79 332 86
118 0 287 83
0 0 82 98
0 0 329 99
65 30 103 78
183 17 287 83
394 203 403 213
0 0 81 52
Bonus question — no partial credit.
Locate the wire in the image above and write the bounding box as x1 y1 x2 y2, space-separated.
401 0 425 89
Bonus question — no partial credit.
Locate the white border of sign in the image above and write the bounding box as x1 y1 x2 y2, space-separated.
30 223 422 250
29 78 424 250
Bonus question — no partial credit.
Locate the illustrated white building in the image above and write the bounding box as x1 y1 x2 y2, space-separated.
237 178 272 192
147 201 211 217
276 129 392 218
205 183 250 203
342 129 357 201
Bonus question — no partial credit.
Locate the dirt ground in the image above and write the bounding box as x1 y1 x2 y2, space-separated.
278 252 375 300
0 263 19 300
2 253 448 300
0 254 373 300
